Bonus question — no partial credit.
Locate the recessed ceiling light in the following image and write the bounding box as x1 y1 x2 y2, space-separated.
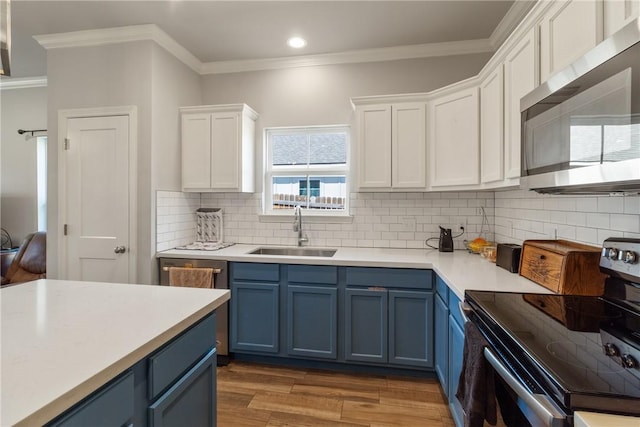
287 37 307 49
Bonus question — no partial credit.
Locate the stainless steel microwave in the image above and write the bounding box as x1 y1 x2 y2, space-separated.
520 18 640 195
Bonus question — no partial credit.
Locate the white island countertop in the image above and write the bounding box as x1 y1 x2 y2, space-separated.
1 279 230 427
158 244 554 299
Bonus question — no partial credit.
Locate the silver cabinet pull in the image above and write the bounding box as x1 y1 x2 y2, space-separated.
114 245 127 254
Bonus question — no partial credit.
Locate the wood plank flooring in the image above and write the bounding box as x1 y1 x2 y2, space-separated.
217 361 455 427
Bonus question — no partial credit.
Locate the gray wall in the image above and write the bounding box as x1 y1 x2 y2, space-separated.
46 40 201 284
0 86 47 245
201 54 491 192
149 43 201 283
46 41 154 282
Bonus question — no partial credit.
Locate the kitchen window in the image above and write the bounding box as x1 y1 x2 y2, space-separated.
264 126 349 216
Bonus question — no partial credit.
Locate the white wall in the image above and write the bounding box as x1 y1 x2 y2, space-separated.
0 86 47 245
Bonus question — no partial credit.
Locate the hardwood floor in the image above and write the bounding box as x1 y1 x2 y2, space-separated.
217 361 455 427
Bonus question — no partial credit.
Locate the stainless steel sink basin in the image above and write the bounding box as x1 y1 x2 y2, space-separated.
249 247 337 257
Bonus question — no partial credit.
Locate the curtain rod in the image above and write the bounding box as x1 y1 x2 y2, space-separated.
17 129 47 136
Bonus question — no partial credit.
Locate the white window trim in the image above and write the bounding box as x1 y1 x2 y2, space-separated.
263 125 350 217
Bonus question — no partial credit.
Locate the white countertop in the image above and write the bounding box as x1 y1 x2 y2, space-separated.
0 279 230 427
575 411 640 427
158 244 553 299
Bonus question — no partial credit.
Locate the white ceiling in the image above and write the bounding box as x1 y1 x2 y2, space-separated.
9 0 528 78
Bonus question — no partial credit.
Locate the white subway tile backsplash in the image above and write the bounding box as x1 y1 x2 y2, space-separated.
157 189 638 252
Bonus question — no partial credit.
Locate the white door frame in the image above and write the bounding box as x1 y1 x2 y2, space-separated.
57 106 138 282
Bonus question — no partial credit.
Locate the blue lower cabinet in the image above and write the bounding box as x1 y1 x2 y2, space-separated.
48 371 134 427
149 348 217 427
388 290 434 368
448 291 465 427
287 285 337 359
344 287 388 363
434 292 449 394
230 282 279 353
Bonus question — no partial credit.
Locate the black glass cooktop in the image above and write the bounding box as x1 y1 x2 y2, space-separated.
466 290 640 415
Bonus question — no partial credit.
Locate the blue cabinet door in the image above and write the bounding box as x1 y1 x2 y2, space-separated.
149 348 217 427
230 282 280 353
48 371 134 427
287 285 337 359
344 288 388 363
434 293 449 395
388 290 434 368
448 311 465 427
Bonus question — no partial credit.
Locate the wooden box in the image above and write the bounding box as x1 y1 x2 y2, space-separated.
519 240 606 295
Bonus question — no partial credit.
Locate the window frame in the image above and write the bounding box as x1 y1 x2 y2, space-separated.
264 125 350 217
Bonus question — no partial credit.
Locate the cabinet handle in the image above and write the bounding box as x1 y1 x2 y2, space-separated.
539 255 546 260
163 266 222 274
368 286 386 291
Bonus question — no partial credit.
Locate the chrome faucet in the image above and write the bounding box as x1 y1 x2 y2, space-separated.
293 205 309 247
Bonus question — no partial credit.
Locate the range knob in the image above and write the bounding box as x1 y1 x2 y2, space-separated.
608 248 619 261
604 343 620 357
622 250 637 264
621 354 638 369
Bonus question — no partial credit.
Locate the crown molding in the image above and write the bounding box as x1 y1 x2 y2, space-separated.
0 76 48 90
200 39 493 75
489 0 536 49
33 24 496 76
34 24 202 73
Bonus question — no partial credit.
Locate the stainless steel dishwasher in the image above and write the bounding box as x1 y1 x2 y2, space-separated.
159 257 229 365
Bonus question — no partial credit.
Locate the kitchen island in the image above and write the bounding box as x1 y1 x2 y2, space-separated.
1 279 230 426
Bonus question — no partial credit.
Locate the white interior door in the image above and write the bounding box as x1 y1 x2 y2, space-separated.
63 115 131 283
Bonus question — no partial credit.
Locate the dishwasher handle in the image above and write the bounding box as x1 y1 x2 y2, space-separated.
483 347 566 427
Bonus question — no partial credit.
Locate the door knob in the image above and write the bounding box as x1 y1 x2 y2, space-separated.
114 245 127 254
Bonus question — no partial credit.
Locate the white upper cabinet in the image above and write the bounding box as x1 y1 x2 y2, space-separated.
353 100 426 191
480 66 504 184
180 104 258 192
539 0 604 82
604 0 640 37
428 87 479 188
392 103 427 189
503 27 539 180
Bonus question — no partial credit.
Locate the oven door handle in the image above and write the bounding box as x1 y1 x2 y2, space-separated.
459 301 472 323
484 347 565 427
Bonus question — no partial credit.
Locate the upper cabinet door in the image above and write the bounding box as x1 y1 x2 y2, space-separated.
210 112 241 190
604 0 640 37
181 104 257 192
504 27 538 179
428 87 480 187
392 103 426 189
356 104 392 189
480 66 504 184
539 0 604 82
182 113 212 190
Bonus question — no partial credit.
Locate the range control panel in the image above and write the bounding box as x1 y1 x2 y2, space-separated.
600 238 640 282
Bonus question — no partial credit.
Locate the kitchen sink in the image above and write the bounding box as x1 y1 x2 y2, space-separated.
249 247 337 257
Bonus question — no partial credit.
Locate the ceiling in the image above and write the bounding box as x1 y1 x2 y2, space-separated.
9 0 525 78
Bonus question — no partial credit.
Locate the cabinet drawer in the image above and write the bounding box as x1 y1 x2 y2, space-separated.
435 276 448 302
288 265 337 285
346 267 433 289
232 262 280 282
519 245 564 293
148 313 216 400
49 371 134 427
